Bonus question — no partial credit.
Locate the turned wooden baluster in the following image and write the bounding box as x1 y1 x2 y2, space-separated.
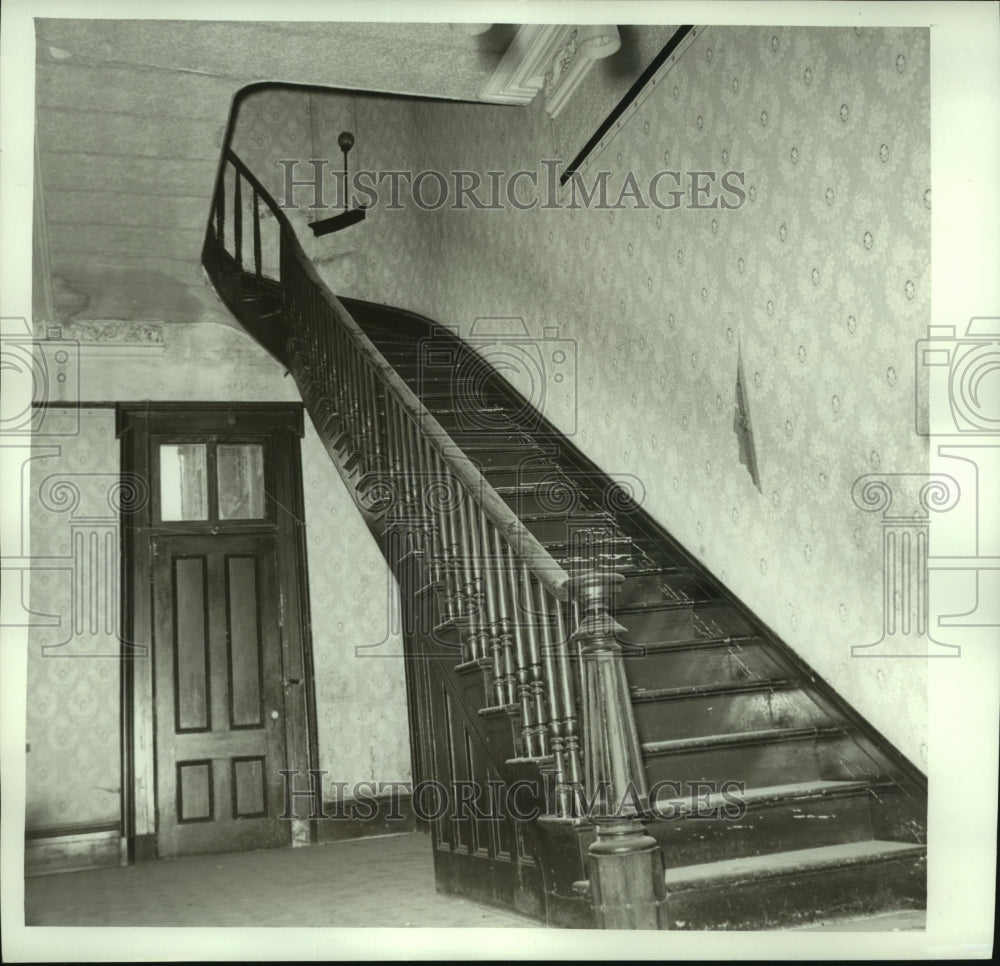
342 342 366 467
553 598 584 806
319 320 341 444
362 361 385 478
479 514 506 708
489 527 518 708
469 505 491 662
456 483 489 662
501 541 539 758
399 406 430 556
287 264 309 389
448 472 478 667
417 437 452 625
252 187 262 288
429 449 460 625
537 583 572 816
330 329 356 456
215 164 226 248
315 301 336 430
355 353 379 475
385 395 415 532
521 564 550 757
568 570 664 930
277 230 294 354
312 302 337 438
333 325 354 440
233 171 243 268
302 296 327 429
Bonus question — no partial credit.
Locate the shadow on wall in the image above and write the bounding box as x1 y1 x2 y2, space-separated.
51 266 229 326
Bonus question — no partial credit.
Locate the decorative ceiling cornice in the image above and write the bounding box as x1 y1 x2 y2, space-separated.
37 319 166 359
480 24 621 117
57 319 164 345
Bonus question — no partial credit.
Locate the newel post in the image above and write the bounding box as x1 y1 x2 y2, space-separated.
568 571 665 930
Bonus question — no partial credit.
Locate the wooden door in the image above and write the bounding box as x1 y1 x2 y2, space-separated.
152 531 290 856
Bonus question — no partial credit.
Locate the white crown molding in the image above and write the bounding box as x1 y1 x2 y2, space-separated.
480 24 620 117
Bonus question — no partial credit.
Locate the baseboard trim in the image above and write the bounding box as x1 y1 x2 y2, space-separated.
314 793 416 845
25 826 123 877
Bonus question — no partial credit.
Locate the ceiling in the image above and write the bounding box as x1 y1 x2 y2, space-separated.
32 19 519 326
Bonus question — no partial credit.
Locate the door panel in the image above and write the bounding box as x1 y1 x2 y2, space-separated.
153 532 289 856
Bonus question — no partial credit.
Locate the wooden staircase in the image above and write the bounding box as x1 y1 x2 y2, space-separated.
339 298 928 930
202 148 926 930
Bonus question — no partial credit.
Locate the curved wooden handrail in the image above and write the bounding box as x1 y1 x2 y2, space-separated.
223 149 571 600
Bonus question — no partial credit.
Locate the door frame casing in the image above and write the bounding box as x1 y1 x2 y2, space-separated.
117 402 316 860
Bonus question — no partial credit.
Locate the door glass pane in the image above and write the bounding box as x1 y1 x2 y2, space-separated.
160 444 208 521
217 444 265 520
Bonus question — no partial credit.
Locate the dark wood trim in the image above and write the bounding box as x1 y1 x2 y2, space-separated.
32 401 119 410
35 403 306 427
116 402 316 859
283 412 320 844
115 402 305 437
399 552 436 834
132 834 156 863
559 26 695 186
24 827 122 878
314 793 418 844
25 821 120 840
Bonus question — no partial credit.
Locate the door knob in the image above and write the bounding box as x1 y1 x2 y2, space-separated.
270 709 280 720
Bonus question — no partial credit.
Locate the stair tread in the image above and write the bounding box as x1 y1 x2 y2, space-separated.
492 481 580 495
651 778 879 810
633 633 760 652
426 404 507 415
663 839 925 888
616 597 709 614
633 678 796 702
518 509 616 523
643 724 845 756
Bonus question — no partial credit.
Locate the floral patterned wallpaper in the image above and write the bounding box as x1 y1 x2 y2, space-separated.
26 409 122 829
550 24 678 168
306 26 930 767
26 322 410 832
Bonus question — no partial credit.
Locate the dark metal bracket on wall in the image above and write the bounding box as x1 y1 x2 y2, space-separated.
310 130 367 236
559 25 695 186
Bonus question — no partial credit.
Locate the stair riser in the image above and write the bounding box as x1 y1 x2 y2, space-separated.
482 465 562 488
644 733 881 789
545 548 636 573
427 411 517 436
867 785 927 844
617 605 698 644
647 792 875 867
497 488 600 518
695 602 756 637
634 688 835 743
392 368 508 396
449 432 545 449
662 853 925 930
618 571 717 607
512 516 619 545
462 446 553 468
625 642 784 691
